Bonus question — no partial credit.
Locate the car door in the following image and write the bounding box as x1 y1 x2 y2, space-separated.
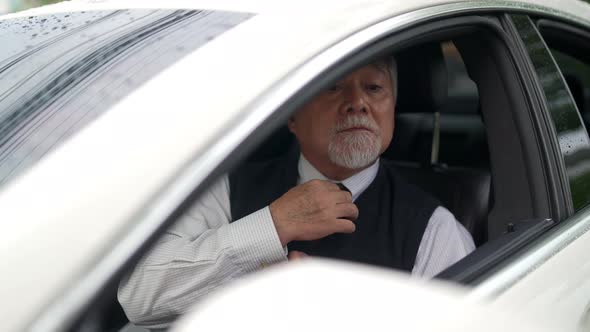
8 2 590 331
467 12 590 331
115 3 589 329
87 3 590 331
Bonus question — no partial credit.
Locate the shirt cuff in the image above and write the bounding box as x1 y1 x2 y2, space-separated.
224 206 287 272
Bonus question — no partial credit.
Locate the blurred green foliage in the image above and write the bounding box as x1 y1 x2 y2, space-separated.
6 0 64 12
22 0 64 8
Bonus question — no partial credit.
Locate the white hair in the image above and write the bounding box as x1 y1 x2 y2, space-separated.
370 56 398 101
389 56 398 102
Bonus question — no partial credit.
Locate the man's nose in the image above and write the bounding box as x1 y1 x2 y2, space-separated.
343 86 368 114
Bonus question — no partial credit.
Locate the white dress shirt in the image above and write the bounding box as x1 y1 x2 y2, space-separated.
118 155 475 329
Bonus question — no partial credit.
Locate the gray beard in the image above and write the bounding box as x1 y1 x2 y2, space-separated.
328 131 381 170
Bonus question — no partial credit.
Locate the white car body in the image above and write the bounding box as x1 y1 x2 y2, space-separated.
171 260 565 332
1 0 590 331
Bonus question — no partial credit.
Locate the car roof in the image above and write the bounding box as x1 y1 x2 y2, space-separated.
2 0 590 24
1 0 590 331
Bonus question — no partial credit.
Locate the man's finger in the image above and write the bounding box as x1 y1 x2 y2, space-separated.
296 218 356 241
329 190 353 204
322 181 341 192
288 250 308 261
331 218 356 234
335 202 359 221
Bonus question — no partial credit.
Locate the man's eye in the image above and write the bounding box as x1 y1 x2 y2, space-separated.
367 84 383 92
326 84 342 93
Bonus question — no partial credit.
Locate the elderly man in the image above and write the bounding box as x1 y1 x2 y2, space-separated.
119 58 475 328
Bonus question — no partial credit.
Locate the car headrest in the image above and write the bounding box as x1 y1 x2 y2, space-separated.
396 43 448 113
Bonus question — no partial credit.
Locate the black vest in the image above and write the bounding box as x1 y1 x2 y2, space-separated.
229 152 439 271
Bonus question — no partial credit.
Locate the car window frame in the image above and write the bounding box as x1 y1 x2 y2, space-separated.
535 18 590 210
509 14 590 213
467 13 590 301
432 13 565 283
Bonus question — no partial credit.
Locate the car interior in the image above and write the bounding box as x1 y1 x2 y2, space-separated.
240 16 561 281
73 14 574 332
385 41 490 246
245 40 492 246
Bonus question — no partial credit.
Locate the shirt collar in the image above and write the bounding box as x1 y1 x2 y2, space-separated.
297 154 379 202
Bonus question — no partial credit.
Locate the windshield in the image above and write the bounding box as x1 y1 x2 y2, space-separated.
0 8 252 188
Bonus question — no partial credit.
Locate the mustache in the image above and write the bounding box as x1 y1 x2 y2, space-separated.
333 116 380 134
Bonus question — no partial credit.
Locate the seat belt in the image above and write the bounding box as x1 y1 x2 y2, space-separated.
430 111 441 165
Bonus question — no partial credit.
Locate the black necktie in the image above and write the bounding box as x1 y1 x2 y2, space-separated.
290 182 352 254
336 183 353 222
336 182 351 194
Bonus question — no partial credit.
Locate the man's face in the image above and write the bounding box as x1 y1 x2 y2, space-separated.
289 62 395 175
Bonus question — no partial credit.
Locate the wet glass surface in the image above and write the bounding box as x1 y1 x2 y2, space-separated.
511 14 590 211
0 9 253 188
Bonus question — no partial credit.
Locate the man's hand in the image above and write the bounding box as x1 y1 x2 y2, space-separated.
269 180 358 247
288 250 308 261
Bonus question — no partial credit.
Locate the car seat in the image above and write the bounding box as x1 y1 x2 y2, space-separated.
384 42 491 246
